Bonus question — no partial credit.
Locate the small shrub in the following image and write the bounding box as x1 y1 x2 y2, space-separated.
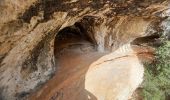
142 41 170 100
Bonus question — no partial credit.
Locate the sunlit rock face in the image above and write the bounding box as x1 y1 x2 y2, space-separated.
0 0 169 100
85 44 144 100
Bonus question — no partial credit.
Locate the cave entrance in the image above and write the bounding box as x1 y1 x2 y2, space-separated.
54 22 96 56
50 22 107 100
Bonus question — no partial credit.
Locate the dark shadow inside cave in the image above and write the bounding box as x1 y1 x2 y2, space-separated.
49 23 100 100
54 22 97 56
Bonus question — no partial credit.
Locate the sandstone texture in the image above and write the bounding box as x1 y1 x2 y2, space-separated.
0 0 169 100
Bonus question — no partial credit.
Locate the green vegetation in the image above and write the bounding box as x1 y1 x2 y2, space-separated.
142 40 170 100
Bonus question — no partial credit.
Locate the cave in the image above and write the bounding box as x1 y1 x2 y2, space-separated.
0 0 169 100
54 23 96 56
43 21 110 100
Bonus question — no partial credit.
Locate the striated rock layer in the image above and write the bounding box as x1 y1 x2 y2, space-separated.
0 0 169 100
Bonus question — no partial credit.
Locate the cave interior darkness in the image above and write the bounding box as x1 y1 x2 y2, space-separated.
54 21 97 56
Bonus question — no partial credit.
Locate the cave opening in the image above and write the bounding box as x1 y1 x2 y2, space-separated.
54 22 97 57
45 21 109 100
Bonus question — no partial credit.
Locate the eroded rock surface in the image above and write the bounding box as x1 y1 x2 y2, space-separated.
0 0 169 100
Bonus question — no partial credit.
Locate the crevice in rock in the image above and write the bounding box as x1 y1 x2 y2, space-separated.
131 33 162 47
